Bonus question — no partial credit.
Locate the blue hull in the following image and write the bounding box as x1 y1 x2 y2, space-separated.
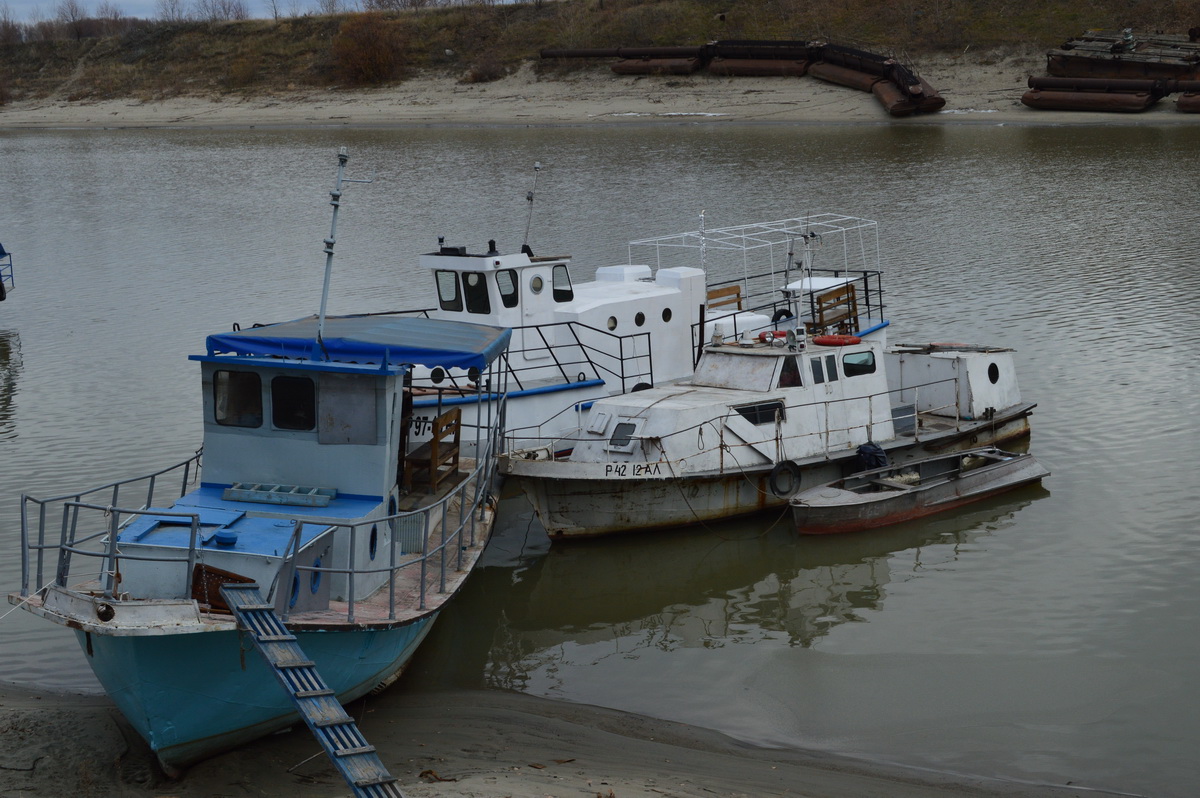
75 616 436 770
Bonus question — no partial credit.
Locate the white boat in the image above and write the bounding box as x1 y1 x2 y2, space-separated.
7 153 510 789
500 335 1036 537
404 209 889 452
790 447 1050 534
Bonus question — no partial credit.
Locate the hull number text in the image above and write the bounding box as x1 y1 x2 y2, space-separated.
605 462 663 477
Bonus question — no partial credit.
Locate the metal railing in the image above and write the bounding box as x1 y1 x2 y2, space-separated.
379 310 657 398
506 374 969 468
16 398 506 625
19 451 203 597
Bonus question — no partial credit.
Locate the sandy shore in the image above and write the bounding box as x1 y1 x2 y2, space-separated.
0 681 1105 797
2 51 1198 129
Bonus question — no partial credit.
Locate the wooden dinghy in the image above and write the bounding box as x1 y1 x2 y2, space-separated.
791 447 1049 535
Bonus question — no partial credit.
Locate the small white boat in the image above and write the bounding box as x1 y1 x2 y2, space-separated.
406 208 889 452
501 334 1036 538
790 447 1050 534
7 152 509 788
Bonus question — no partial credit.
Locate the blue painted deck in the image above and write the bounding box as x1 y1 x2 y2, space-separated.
117 486 384 556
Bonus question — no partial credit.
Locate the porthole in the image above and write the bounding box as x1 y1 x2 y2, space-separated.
289 575 299 608
607 316 618 331
310 558 322 594
530 275 544 294
369 525 378 560
988 363 1000 384
635 312 646 327
662 308 673 323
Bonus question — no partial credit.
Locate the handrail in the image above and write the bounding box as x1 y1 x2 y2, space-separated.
16 396 505 625
505 373 970 465
19 452 203 596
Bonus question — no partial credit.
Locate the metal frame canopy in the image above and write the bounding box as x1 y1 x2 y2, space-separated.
196 314 511 373
626 214 881 281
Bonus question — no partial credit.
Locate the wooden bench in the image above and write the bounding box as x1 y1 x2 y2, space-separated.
707 284 744 311
806 283 859 335
403 407 461 494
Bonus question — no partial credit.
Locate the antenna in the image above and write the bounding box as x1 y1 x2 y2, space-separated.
522 161 543 251
316 147 374 354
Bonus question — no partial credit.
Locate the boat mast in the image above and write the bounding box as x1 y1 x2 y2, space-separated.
316 148 372 354
522 161 542 254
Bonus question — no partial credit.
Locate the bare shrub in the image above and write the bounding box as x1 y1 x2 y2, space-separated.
459 54 506 83
331 12 405 84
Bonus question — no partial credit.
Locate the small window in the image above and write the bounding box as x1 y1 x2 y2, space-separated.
607 316 618 331
463 271 491 314
635 312 646 327
552 264 573 302
843 351 876 377
497 269 519 308
810 357 825 385
662 308 673 323
436 270 462 312
530 274 544 294
734 401 785 425
610 422 636 448
825 354 839 382
778 356 802 388
605 417 643 452
273 375 316 430
214 370 262 428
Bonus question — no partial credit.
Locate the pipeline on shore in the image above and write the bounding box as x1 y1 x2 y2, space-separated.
540 40 944 118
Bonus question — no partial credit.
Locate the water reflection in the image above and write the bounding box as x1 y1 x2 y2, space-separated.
0 330 21 441
414 486 1049 694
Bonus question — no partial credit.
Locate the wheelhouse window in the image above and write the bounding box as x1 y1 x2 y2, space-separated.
825 354 839 382
463 271 491 314
497 269 519 308
734 400 785 425
214 370 262 428
436 270 462 312
552 264 573 302
842 351 876 377
810 357 825 385
778 356 802 388
272 375 316 430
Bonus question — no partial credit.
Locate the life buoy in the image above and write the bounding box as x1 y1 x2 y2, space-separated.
769 460 803 498
771 308 795 324
811 334 861 346
757 330 787 343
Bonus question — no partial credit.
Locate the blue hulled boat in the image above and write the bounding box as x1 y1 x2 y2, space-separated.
8 152 511 787
11 312 509 776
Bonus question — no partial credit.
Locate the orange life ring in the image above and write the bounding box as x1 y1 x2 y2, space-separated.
811 334 861 346
757 330 788 343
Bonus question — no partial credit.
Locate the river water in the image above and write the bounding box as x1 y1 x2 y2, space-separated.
1 122 1198 797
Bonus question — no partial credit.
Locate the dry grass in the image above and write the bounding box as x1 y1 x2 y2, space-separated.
0 0 1197 102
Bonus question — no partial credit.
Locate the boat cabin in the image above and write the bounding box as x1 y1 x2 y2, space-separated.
422 239 707 388
568 336 895 469
109 314 509 610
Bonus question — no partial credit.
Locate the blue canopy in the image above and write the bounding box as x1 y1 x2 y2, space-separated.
202 314 511 371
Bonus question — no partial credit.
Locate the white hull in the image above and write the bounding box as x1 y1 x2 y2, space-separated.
512 408 1033 537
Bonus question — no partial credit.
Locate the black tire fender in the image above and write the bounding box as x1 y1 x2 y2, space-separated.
769 460 802 497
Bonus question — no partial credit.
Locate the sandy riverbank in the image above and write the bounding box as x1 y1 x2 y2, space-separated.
0 680 1106 798
1 50 1197 129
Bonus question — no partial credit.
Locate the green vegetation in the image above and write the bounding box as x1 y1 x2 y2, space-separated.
0 0 1197 104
